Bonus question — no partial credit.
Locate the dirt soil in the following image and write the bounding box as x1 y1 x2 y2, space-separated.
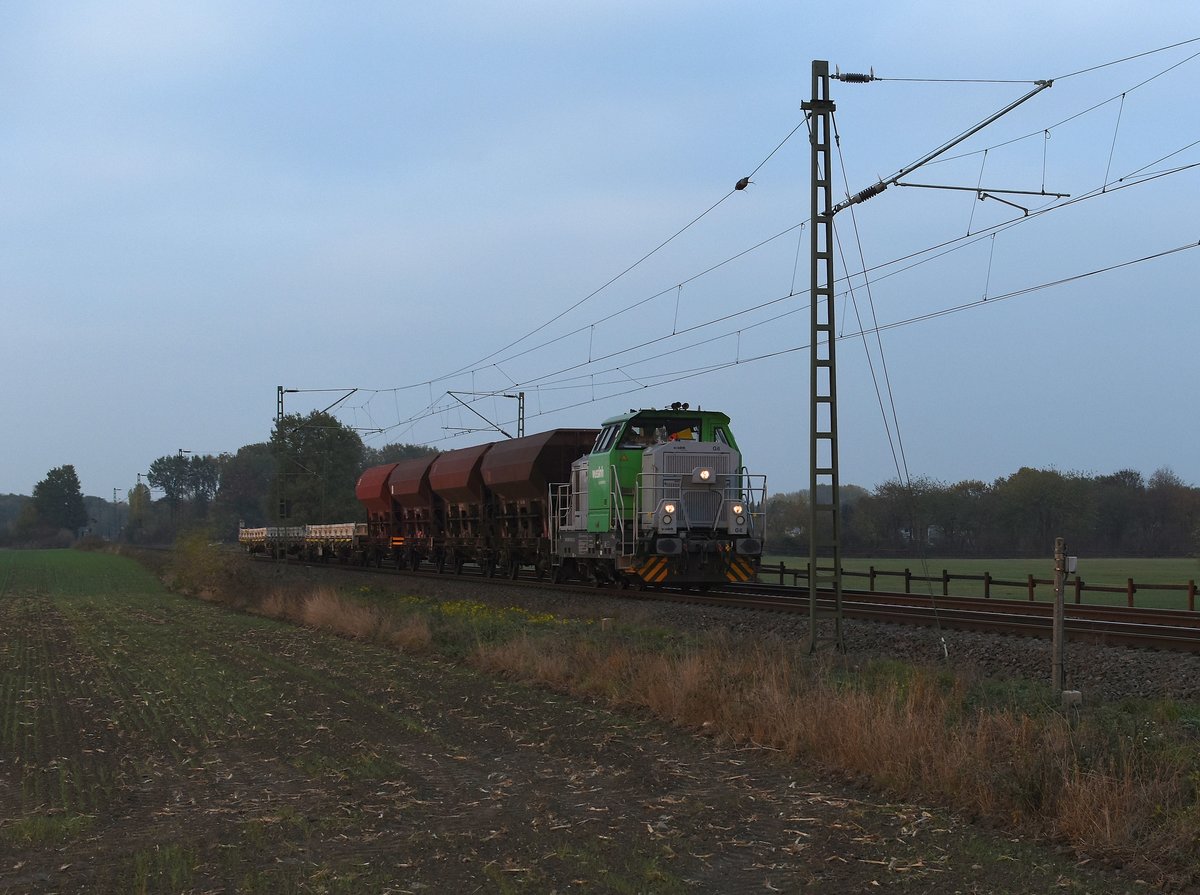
0 555 1153 894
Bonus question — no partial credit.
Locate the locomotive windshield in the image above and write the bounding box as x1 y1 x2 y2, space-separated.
617 418 702 448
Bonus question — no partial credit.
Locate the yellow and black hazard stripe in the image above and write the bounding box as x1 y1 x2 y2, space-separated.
725 557 756 582
635 556 672 584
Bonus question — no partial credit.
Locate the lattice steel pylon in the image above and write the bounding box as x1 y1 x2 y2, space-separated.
795 60 1052 652
802 60 845 653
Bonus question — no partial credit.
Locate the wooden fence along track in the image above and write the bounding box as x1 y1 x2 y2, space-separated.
253 552 1200 653
764 561 1198 610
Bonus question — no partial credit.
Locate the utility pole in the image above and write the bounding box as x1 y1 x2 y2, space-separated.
505 391 525 438
277 386 289 522
273 385 355 524
799 60 1052 653
802 60 845 653
445 391 525 439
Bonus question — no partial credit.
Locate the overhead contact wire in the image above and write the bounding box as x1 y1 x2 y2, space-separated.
433 118 807 384
832 112 944 648
373 235 1197 439
366 157 1198 435
362 122 1199 437
924 46 1200 169
1054 37 1200 81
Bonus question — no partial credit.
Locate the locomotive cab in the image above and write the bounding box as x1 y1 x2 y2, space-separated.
551 405 765 586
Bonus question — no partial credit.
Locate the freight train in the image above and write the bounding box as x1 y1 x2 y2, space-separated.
239 404 766 588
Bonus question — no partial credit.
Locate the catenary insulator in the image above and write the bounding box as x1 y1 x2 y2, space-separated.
834 66 876 83
848 181 887 205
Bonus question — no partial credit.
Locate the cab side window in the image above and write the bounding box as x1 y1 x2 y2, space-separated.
593 425 618 453
618 425 652 449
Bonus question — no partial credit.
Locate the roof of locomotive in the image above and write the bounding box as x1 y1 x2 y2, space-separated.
599 407 731 427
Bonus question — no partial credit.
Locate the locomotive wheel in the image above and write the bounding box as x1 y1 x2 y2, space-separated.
508 560 520 580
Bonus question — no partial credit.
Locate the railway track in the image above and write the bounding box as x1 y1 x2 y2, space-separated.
709 583 1200 652
258 555 1200 652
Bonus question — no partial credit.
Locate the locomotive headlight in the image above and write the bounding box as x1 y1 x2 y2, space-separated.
728 501 748 534
691 467 714 484
699 469 711 481
657 501 678 533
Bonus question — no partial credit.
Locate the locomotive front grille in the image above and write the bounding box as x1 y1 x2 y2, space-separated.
659 452 735 476
640 444 741 530
682 489 722 527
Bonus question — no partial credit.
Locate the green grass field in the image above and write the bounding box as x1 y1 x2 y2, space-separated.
0 548 477 892
760 555 1200 608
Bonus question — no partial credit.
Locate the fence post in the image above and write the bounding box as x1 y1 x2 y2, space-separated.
1126 577 1135 608
1073 576 1083 604
779 561 785 586
983 572 991 599
1189 580 1196 613
1052 537 1066 696
1027 574 1035 601
942 569 950 596
869 565 877 593
904 568 912 594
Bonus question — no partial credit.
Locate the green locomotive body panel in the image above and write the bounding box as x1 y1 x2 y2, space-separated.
585 407 738 534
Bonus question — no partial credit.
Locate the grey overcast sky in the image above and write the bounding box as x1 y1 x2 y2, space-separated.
2 1 1198 499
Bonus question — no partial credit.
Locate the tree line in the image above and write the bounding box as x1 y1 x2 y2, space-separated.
1 412 432 545
765 466 1200 558
4 417 1199 557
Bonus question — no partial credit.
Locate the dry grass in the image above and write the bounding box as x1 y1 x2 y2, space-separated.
298 586 379 639
382 613 434 653
254 585 433 654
